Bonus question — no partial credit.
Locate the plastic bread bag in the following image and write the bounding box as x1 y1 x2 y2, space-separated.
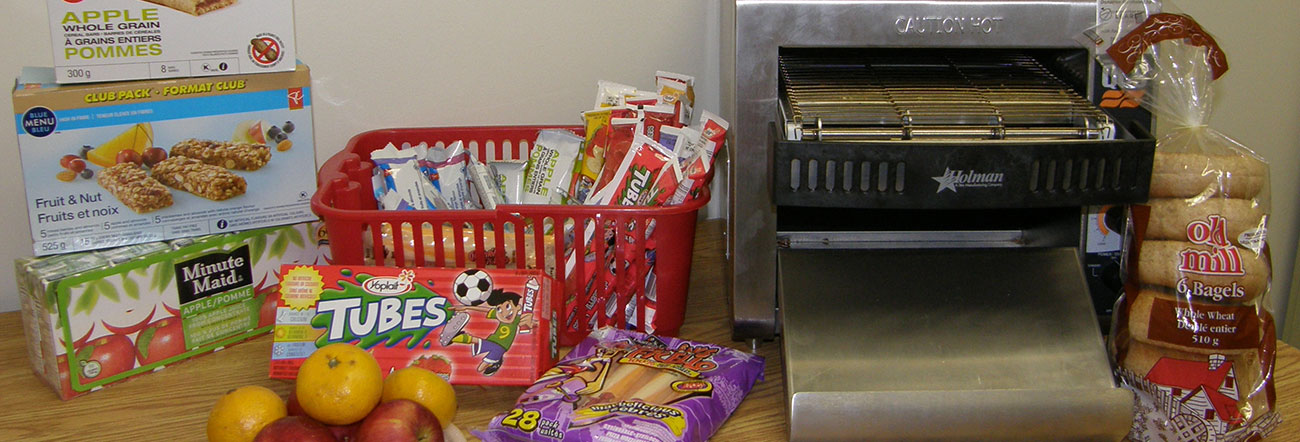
1091 7 1280 440
476 327 764 442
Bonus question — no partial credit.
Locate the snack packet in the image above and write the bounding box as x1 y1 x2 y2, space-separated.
469 153 505 210
425 141 478 210
491 160 527 205
572 107 635 205
587 134 677 207
640 104 679 143
477 327 765 442
522 129 583 205
1096 9 1280 441
588 118 641 202
656 71 696 126
595 81 639 108
370 143 443 211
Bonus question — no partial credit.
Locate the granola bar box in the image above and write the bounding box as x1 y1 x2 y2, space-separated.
45 0 296 84
12 63 316 256
16 222 330 400
268 265 560 387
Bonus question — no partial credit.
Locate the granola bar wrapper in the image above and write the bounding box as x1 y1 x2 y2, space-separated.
1093 8 1280 440
477 327 765 442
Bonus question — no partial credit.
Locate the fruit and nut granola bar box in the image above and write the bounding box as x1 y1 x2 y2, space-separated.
12 63 316 256
16 222 330 400
269 266 560 387
45 0 296 84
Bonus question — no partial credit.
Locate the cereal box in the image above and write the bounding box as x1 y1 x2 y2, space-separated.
269 266 560 386
12 63 316 256
45 0 296 84
16 222 331 400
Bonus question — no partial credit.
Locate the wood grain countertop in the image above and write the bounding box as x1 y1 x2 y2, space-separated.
0 219 1294 441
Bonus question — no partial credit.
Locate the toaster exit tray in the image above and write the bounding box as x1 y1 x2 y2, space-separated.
778 247 1134 440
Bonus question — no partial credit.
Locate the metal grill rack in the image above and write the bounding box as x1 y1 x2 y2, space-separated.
779 52 1113 141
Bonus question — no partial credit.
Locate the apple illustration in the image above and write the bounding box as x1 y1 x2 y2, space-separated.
99 301 157 336
356 399 444 442
134 316 186 365
73 334 136 385
253 416 335 442
258 285 282 328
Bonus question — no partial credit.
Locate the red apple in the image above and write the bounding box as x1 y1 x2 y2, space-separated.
73 334 136 384
328 422 361 442
356 399 444 442
253 416 335 442
135 316 186 365
286 391 307 417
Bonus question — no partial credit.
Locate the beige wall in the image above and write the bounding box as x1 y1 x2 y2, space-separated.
2 1 1297 342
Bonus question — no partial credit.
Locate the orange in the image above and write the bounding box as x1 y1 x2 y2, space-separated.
382 366 458 426
206 385 287 442
295 343 383 425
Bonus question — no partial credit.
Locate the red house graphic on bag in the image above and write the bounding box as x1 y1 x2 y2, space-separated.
1144 354 1244 440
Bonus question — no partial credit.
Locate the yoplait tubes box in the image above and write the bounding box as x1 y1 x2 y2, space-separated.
269 265 560 386
46 0 296 84
16 221 331 400
13 63 317 256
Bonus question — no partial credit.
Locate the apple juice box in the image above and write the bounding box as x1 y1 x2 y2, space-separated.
269 265 561 387
12 62 317 256
16 221 330 400
46 0 296 84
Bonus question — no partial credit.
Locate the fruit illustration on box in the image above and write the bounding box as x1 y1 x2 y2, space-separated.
135 316 186 365
87 123 153 168
73 334 136 384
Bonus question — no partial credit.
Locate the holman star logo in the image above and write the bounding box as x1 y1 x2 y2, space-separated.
932 167 1005 193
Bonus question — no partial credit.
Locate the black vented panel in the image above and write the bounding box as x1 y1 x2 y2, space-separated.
772 124 1155 210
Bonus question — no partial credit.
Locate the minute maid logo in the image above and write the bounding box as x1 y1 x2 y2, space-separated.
932 167 1005 193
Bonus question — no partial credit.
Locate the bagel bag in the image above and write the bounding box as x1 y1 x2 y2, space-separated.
1090 4 1280 440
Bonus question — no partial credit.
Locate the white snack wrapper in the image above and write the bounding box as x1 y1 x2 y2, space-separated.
425 140 477 210
490 160 527 205
522 129 583 205
468 153 505 210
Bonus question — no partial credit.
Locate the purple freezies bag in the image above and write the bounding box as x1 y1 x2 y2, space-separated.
477 327 765 441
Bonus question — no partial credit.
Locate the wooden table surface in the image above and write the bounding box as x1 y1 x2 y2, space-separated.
0 220 1295 441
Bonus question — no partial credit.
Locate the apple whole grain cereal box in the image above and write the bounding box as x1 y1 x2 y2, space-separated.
269 265 560 386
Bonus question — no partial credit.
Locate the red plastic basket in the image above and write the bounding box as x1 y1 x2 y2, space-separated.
312 126 710 346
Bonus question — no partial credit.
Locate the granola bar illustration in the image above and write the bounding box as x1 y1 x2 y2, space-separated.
98 163 174 213
151 156 246 201
142 0 237 16
170 139 270 171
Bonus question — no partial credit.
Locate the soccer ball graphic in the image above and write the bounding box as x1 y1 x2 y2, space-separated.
452 269 493 306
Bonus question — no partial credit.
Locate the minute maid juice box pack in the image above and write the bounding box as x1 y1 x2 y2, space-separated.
16 222 330 399
269 265 560 386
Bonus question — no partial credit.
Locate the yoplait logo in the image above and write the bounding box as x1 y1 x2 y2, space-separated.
312 271 451 350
